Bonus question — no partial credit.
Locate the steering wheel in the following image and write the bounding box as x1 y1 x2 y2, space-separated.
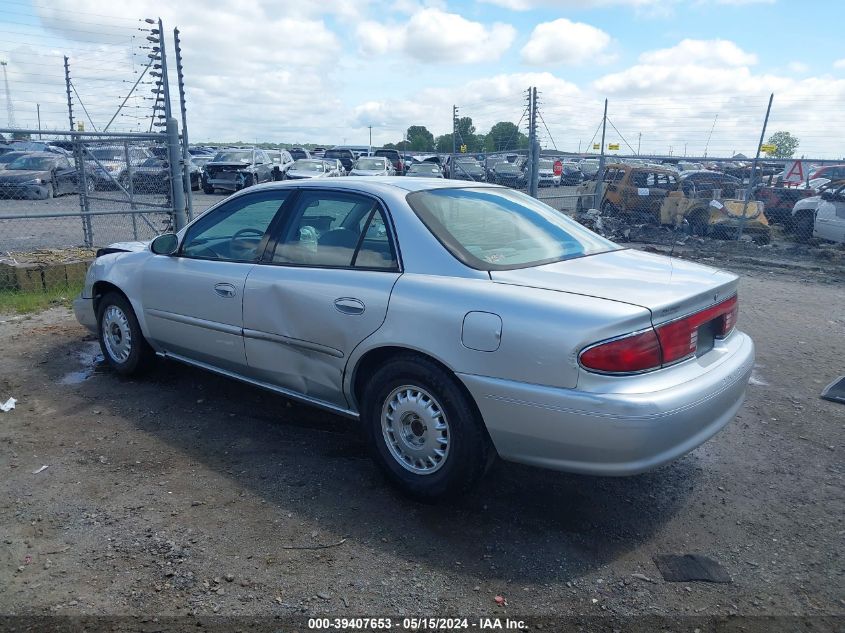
230 227 265 260
232 227 264 240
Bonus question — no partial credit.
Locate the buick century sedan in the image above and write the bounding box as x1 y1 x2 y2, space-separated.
74 178 754 499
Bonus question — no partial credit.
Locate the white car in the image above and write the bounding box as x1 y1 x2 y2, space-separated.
285 159 342 180
791 180 845 243
537 159 560 187
350 156 395 177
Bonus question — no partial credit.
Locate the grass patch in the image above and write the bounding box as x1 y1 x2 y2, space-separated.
0 282 83 315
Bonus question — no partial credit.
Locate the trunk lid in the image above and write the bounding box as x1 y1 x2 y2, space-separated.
491 248 738 325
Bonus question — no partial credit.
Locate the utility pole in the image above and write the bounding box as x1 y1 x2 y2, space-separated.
592 98 608 211
738 92 773 240
173 27 193 220
36 104 41 139
368 125 372 155
527 86 539 197
451 105 458 179
0 61 15 129
63 56 74 131
637 132 641 156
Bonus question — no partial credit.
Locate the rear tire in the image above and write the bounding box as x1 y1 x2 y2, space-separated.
361 355 494 501
794 212 814 242
688 211 709 237
97 292 155 376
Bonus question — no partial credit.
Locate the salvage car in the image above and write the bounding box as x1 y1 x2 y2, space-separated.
406 163 444 178
450 157 486 181
201 148 274 194
86 145 153 190
490 161 527 188
266 149 295 181
349 156 395 176
73 179 754 499
285 159 343 179
537 159 560 187
790 180 845 243
0 152 90 199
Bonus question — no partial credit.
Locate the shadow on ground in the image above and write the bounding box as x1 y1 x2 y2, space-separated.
50 336 698 584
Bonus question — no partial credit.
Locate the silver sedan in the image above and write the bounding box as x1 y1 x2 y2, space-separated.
74 178 754 500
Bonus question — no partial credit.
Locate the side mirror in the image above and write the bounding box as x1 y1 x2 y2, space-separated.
151 232 179 255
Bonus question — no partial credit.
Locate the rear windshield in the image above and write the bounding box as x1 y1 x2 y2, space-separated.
354 158 387 170
406 187 618 270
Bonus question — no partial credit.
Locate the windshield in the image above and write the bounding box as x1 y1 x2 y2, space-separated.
0 152 26 164
89 148 123 161
7 156 55 171
496 163 519 172
406 187 618 270
539 160 554 169
292 160 324 172
409 164 442 175
212 151 252 162
354 158 387 170
140 157 162 167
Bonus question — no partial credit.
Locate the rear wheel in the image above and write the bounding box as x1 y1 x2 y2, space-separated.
687 210 709 237
97 292 155 376
362 355 494 501
794 212 814 242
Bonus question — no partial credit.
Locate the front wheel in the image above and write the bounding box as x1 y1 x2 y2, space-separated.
362 355 495 501
97 292 155 376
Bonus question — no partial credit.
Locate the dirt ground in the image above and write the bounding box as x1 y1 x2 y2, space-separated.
0 260 843 628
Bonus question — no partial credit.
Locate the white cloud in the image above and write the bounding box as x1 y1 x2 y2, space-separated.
638 38 757 67
787 62 809 74
478 0 660 9
520 19 611 66
357 8 516 63
834 59 845 69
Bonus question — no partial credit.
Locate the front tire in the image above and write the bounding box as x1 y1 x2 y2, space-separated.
97 292 155 376
362 355 494 501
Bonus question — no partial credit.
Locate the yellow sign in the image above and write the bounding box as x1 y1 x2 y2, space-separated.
761 143 777 153
592 143 600 150
460 144 467 153
76 121 84 132
608 143 620 150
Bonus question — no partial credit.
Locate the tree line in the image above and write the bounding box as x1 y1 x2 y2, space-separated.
383 118 529 154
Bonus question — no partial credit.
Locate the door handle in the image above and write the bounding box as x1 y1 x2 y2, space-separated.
214 282 237 299
334 297 365 315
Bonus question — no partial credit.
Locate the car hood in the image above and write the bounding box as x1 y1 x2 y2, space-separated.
491 248 738 326
350 169 387 176
793 195 821 210
287 171 324 179
0 169 49 182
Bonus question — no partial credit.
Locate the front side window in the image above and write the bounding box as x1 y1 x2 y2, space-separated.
181 191 289 262
406 187 618 270
272 191 398 269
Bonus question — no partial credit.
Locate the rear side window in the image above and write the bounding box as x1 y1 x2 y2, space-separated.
407 187 617 271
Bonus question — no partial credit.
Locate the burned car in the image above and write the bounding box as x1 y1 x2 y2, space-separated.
201 148 274 194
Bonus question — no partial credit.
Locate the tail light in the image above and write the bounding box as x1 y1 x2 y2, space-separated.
580 295 738 374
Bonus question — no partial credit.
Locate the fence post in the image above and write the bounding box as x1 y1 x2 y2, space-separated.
124 141 138 240
528 86 539 198
738 93 773 240
166 118 188 231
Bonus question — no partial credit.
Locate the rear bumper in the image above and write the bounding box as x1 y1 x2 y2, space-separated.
73 294 97 334
458 331 754 475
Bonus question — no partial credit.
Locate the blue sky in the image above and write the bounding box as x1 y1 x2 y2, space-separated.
1 0 843 157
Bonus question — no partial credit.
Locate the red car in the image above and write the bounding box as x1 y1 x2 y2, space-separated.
810 164 845 181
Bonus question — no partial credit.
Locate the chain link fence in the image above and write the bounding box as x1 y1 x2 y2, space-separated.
0 128 188 305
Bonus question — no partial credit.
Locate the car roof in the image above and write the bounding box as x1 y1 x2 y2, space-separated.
247 176 500 196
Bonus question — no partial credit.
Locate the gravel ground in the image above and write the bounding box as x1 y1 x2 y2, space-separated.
0 263 843 628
